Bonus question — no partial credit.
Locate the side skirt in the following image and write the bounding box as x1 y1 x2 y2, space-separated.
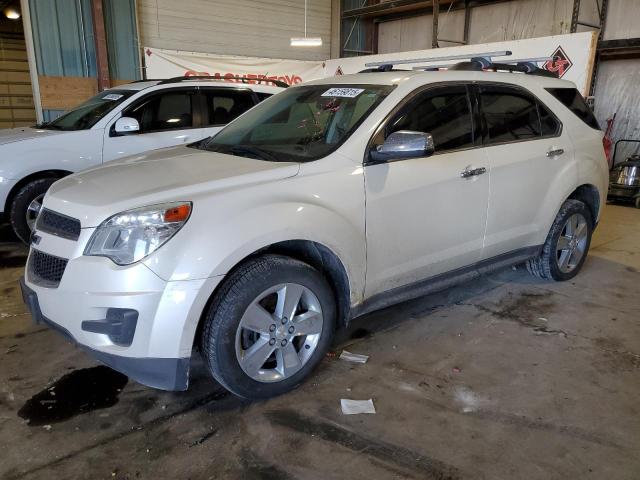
350 245 542 319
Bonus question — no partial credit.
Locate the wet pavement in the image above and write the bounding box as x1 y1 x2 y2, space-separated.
1 204 639 479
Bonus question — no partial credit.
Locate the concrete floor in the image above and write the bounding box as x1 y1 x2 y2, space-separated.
1 204 639 480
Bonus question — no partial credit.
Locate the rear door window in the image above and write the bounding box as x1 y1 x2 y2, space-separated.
546 87 600 130
201 89 256 126
479 85 561 145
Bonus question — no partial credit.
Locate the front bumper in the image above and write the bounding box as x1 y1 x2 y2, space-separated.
21 250 222 390
21 276 190 390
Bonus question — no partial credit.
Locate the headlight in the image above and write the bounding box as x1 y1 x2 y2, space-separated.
84 202 192 265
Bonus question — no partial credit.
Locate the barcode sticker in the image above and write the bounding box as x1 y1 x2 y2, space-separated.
321 87 364 98
103 93 123 101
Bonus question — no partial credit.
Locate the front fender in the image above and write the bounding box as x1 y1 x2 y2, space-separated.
143 161 367 306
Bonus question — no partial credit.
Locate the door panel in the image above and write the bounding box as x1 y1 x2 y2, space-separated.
478 85 575 259
365 151 490 297
102 88 203 163
364 84 490 298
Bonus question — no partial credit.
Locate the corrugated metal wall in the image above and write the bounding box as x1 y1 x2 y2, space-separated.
104 0 141 80
594 0 640 163
29 0 97 77
377 0 601 53
27 0 140 122
137 0 332 61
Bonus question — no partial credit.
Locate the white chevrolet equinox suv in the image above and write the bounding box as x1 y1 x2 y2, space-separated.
21 64 608 399
0 77 283 244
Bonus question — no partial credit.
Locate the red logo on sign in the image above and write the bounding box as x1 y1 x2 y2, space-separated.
543 46 573 78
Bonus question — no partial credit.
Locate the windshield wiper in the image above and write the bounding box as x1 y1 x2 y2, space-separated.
229 145 279 162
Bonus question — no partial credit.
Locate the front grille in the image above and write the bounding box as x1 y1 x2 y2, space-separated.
36 209 81 241
28 249 68 288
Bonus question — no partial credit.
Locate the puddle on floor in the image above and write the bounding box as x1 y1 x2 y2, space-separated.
18 366 128 426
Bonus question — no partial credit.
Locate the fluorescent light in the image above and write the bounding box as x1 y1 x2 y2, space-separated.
5 8 21 19
290 37 323 47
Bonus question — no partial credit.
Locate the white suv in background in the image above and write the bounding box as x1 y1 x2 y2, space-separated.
21 65 607 399
0 77 284 243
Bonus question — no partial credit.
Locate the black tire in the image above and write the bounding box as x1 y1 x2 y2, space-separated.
200 254 336 399
526 199 593 281
9 177 58 245
635 196 640 209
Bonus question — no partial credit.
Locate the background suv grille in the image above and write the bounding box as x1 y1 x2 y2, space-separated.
28 249 68 288
36 209 81 241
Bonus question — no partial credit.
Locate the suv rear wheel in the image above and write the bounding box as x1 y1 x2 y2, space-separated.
526 199 593 281
200 254 335 399
9 177 59 245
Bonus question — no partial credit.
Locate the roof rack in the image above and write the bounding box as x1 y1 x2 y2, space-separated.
411 56 559 78
156 75 289 88
363 50 512 69
359 51 558 79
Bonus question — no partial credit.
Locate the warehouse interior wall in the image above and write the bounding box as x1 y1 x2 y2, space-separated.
377 0 602 53
594 0 640 163
0 2 36 128
137 0 332 61
26 0 140 120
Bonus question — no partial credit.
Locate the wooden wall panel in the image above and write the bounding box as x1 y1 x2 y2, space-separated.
38 76 98 110
0 32 36 129
111 79 136 87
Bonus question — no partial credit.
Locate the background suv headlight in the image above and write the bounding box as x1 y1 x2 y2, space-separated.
85 202 192 265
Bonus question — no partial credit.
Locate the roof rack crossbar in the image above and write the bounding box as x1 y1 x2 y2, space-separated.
156 75 289 88
364 50 512 68
410 57 553 71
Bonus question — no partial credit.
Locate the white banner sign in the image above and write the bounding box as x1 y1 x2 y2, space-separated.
145 32 596 94
144 47 325 86
324 32 598 95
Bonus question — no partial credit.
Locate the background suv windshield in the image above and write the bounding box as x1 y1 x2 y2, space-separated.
202 84 394 162
42 90 136 131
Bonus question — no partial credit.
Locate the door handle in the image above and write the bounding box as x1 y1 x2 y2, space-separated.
546 148 564 158
460 167 487 178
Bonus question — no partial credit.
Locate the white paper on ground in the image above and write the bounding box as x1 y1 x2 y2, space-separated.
339 350 369 363
341 398 376 415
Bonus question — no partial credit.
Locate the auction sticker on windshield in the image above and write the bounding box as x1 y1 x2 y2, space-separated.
321 88 364 98
103 93 124 101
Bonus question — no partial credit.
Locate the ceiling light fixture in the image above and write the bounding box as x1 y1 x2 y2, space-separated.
290 0 322 47
4 8 21 20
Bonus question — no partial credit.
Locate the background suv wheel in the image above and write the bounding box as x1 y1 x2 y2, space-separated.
526 199 593 281
200 254 336 399
9 177 59 244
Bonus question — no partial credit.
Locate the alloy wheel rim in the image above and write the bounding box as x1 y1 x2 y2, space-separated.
235 283 323 383
556 213 588 274
26 194 44 231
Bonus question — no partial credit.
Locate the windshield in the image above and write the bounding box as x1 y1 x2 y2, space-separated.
201 84 394 162
41 89 136 131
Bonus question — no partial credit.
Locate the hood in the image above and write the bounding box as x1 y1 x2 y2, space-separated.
0 126 66 146
45 146 300 227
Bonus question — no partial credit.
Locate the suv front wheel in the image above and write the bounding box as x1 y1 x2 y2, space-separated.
201 254 336 399
527 199 593 281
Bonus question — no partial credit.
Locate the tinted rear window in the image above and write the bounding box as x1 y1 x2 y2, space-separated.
546 88 600 130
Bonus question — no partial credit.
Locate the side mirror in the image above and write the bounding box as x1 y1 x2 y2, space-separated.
369 130 435 164
114 117 140 134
